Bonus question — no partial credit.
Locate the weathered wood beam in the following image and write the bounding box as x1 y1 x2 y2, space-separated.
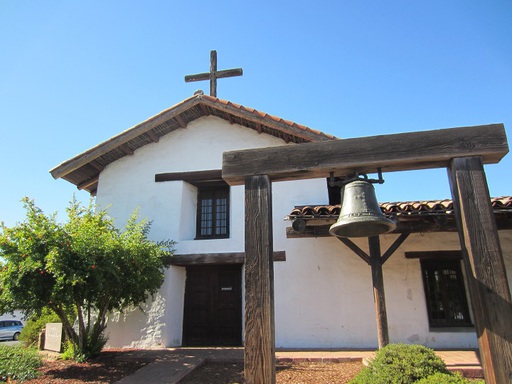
337 237 371 265
146 129 160 143
155 170 223 183
89 160 105 172
245 175 276 384
337 236 390 348
199 104 210 116
448 156 512 384
119 144 134 156
369 236 389 348
77 176 99 191
184 68 243 83
174 114 187 128
223 124 508 185
381 233 410 264
170 251 286 266
405 250 462 260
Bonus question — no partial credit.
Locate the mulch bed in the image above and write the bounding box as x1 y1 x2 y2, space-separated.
14 350 364 384
16 350 149 384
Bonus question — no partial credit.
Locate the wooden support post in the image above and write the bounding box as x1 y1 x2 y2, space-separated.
368 236 389 348
448 157 512 384
244 175 276 384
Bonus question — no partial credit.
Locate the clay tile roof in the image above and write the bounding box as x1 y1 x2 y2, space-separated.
288 196 512 219
50 93 336 195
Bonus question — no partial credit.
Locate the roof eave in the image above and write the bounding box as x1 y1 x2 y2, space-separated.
50 94 336 190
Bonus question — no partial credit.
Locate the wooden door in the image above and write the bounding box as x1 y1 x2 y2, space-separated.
183 265 242 346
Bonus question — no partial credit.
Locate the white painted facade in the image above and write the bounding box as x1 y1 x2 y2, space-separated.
95 115 512 350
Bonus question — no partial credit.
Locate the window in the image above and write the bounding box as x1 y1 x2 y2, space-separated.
420 258 472 328
196 186 229 239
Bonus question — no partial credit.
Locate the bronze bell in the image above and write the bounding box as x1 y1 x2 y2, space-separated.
329 179 396 238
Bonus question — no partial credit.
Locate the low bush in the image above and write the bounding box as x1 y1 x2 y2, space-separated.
350 343 449 384
19 307 61 347
415 372 478 383
0 345 42 382
61 340 87 363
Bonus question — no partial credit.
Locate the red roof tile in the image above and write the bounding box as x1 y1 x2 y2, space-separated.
288 196 512 218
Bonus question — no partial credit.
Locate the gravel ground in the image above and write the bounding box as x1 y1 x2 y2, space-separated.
180 361 364 384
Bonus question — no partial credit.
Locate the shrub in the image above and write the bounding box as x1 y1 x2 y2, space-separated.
415 372 474 383
19 307 61 347
0 345 42 382
350 343 449 384
61 340 87 363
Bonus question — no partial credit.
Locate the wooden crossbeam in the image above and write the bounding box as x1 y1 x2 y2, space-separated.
223 124 508 185
170 252 286 266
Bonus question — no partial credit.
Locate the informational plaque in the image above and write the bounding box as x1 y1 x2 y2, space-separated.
44 322 63 352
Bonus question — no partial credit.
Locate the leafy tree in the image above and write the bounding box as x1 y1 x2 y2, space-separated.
0 197 174 359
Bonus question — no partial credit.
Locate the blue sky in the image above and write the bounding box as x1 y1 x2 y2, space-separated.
1 0 511 226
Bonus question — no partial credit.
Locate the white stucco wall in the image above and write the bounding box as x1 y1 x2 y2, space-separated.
98 116 299 348
96 115 512 350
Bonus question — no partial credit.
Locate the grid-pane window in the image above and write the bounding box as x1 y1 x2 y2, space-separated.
421 259 472 328
197 187 229 239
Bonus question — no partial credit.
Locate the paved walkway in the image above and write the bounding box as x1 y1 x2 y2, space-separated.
114 347 482 384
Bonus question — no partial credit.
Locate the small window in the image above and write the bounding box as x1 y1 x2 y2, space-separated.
421 258 472 328
196 186 229 239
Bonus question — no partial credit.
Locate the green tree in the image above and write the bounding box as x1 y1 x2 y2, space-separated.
0 197 174 359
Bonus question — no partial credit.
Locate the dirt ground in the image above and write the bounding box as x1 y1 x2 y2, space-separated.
180 361 364 384
14 351 364 384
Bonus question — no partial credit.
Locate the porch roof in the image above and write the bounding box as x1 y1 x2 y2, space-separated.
286 196 512 236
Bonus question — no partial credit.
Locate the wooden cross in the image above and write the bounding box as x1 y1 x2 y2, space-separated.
185 50 243 97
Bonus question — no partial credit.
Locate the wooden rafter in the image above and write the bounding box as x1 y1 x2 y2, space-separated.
89 160 105 172
174 114 187 128
146 129 160 143
119 144 134 156
77 176 99 191
199 104 210 116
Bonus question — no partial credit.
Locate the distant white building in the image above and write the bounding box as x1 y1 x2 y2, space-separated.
0 311 25 322
51 93 512 350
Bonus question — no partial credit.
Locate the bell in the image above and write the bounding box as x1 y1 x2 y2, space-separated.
329 179 396 238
